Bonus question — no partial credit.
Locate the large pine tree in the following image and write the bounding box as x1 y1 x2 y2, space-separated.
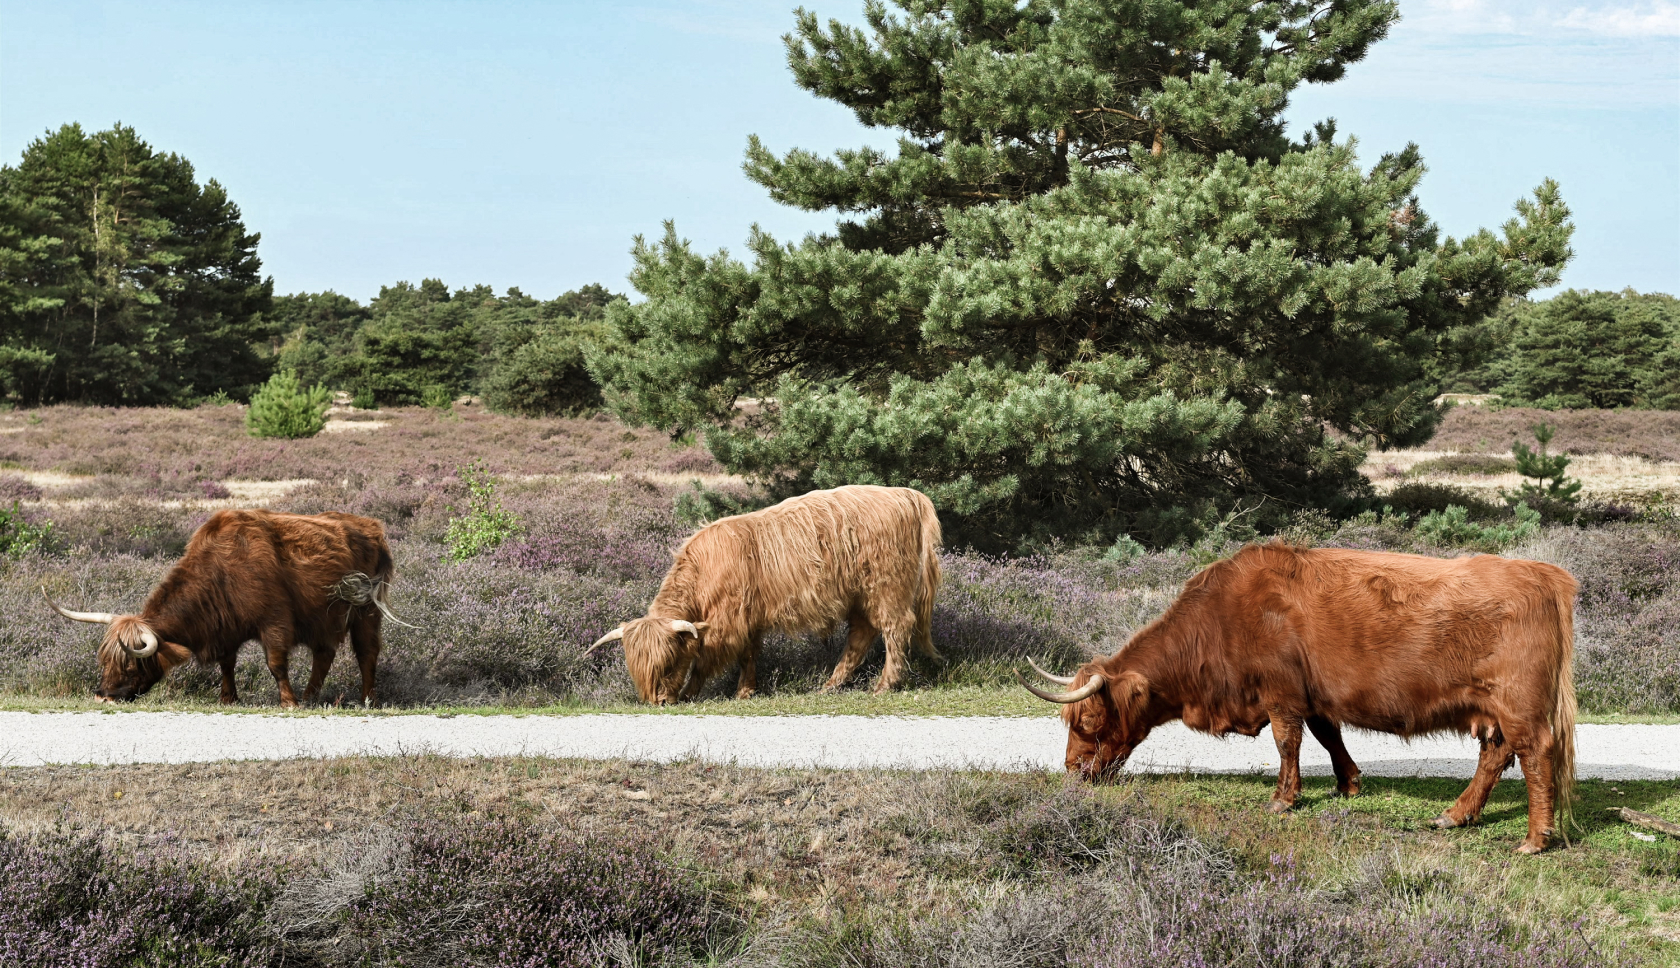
591 0 1574 548
0 123 272 405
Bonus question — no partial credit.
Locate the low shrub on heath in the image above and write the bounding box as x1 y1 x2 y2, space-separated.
0 830 282 968
347 818 713 968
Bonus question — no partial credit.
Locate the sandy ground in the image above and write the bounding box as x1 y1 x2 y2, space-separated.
0 712 1673 780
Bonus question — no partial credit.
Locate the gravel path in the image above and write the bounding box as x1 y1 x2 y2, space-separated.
0 712 1675 779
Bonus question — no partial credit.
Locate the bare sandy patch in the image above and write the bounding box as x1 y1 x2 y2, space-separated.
321 419 390 433
16 470 92 490
223 479 318 502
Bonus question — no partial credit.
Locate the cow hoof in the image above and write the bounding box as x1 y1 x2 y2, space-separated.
735 688 756 700
1335 780 1362 798
1515 841 1545 855
1266 799 1294 815
1431 814 1460 829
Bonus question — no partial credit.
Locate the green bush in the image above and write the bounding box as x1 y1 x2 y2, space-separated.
672 480 765 528
481 325 603 416
1416 503 1541 551
444 461 520 560
0 502 53 558
421 384 454 409
244 369 331 439
351 386 377 409
1383 482 1501 521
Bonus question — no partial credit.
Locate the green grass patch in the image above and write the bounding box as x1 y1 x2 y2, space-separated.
1 686 1674 723
1125 772 1680 963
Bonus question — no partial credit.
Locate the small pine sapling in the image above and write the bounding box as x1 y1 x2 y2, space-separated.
1508 422 1582 508
245 370 332 439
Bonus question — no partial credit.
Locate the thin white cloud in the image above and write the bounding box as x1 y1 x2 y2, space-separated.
1555 3 1680 37
1403 0 1680 37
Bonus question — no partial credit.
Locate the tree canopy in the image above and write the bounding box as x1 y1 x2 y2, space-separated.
590 0 1575 548
0 123 273 405
274 280 622 412
1483 289 1677 410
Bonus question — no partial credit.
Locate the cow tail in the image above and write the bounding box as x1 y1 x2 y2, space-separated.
373 544 396 609
1550 577 1578 842
916 495 942 655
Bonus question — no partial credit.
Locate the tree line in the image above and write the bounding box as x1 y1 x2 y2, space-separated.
1437 289 1679 410
0 123 615 414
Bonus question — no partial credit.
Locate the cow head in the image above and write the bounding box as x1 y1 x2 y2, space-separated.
587 618 709 704
43 588 190 702
1019 657 1154 779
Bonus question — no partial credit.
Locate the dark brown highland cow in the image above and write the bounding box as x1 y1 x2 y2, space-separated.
1021 543 1577 854
45 510 394 707
589 484 942 703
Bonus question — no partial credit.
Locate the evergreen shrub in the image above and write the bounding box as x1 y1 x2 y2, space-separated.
245 370 330 439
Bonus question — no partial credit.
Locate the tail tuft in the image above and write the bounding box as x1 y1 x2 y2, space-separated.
1550 577 1578 842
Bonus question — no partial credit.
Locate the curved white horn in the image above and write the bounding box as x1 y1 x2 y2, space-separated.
583 625 625 657
1027 656 1076 685
1016 669 1106 704
42 587 117 624
670 620 700 637
125 628 159 659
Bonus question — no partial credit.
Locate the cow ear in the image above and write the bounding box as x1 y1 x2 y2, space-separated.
1111 671 1149 716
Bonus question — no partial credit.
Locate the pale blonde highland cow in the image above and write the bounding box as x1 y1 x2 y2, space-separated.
588 485 942 703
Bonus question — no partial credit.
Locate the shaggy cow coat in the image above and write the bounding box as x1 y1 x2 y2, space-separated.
1023 543 1577 854
47 510 393 707
597 485 942 703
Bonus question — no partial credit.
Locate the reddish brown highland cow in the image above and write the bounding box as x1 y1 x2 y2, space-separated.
1021 543 1577 853
45 510 394 707
590 484 942 703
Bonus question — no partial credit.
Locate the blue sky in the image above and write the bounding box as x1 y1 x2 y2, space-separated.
2 0 1676 301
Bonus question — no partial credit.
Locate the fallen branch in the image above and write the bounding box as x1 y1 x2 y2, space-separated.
1606 806 1680 839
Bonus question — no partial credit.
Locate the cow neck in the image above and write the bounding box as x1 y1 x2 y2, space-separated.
1105 605 1216 712
138 566 210 651
646 552 705 622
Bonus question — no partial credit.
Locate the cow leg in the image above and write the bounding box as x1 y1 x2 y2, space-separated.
301 640 337 705
1267 712 1305 813
913 606 940 661
1434 732 1515 831
1306 716 1362 798
873 626 912 694
820 614 878 692
218 652 239 705
349 610 382 706
1513 727 1558 854
676 644 710 701
260 624 300 708
735 632 762 700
